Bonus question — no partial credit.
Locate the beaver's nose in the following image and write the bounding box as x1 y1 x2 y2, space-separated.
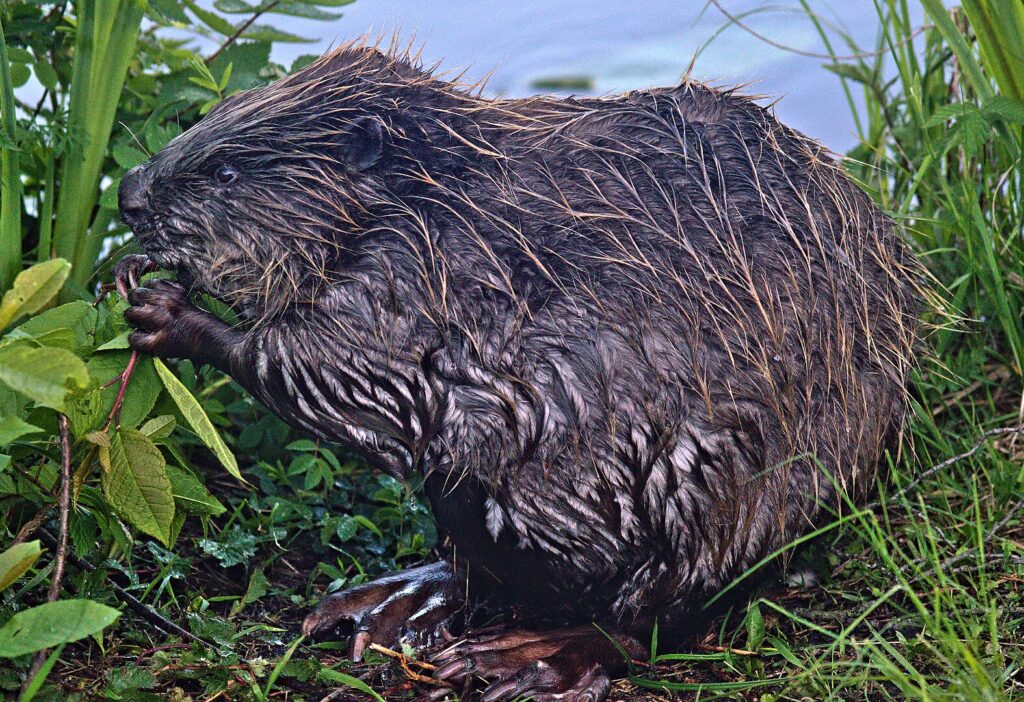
119 165 151 229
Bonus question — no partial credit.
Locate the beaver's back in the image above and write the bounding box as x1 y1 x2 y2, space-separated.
411 82 920 626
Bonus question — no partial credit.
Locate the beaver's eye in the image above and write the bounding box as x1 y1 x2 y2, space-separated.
214 165 238 185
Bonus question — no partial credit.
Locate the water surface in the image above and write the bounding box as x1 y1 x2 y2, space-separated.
261 1 925 152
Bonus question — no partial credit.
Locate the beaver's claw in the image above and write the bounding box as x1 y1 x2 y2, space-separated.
302 561 461 662
112 254 159 299
123 279 212 360
429 626 643 702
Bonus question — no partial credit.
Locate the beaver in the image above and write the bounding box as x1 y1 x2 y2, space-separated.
116 42 921 701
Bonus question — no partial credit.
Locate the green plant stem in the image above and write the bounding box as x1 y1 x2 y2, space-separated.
0 15 22 290
53 0 146 300
36 147 55 262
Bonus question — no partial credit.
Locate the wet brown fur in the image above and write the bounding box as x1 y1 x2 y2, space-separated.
123 40 924 639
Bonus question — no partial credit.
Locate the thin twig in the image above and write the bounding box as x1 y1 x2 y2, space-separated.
367 643 452 688
22 415 73 694
205 1 281 65
11 505 52 546
868 424 1024 511
103 350 140 429
47 415 71 602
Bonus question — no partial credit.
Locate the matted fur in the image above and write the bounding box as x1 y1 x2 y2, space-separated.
126 40 923 635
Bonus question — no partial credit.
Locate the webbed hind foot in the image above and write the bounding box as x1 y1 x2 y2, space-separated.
302 561 461 661
429 625 645 702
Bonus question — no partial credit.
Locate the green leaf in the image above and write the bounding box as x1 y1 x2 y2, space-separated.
0 540 43 592
240 24 315 44
33 61 58 91
0 600 120 658
823 62 877 87
112 143 148 170
230 567 268 616
983 95 1024 124
267 2 345 20
86 353 161 430
213 0 255 11
95 331 131 351
166 465 226 516
100 428 175 546
745 600 765 651
154 358 244 483
183 0 236 35
9 63 30 88
148 0 191 23
924 102 979 129
210 42 271 92
0 415 43 446
958 112 990 158
0 259 71 329
12 301 97 352
140 414 176 440
317 669 385 702
0 345 89 411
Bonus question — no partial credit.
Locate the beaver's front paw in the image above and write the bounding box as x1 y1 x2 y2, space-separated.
302 561 461 661
124 279 211 360
112 253 159 299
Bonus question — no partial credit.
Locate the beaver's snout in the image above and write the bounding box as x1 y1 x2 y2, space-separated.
119 164 153 231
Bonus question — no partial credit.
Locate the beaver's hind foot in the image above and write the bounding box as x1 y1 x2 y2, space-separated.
429 626 644 702
302 561 460 661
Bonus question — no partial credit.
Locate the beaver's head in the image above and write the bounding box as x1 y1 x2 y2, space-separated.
119 45 449 321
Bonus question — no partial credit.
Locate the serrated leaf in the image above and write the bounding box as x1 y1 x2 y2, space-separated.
113 143 148 170
213 0 254 11
983 95 1024 124
166 464 225 515
0 600 120 658
87 353 161 430
267 2 345 20
745 601 765 651
0 540 43 592
240 24 315 43
0 415 43 446
154 358 244 483
148 0 191 23
144 122 181 154
101 429 175 546
99 179 121 210
83 431 111 448
0 259 71 329
12 301 97 352
183 0 236 35
290 54 319 73
0 345 89 411
958 112 990 158
924 102 980 128
209 42 271 91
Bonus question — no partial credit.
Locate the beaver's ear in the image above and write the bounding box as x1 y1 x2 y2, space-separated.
343 116 384 171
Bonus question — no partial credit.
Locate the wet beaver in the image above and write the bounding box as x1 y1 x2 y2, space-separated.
117 43 921 701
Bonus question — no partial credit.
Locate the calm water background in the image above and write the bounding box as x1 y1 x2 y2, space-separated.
254 1 928 153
